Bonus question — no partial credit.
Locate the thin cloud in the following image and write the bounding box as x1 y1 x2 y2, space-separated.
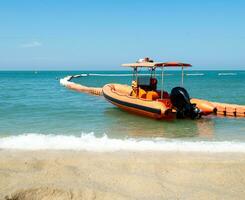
21 41 42 48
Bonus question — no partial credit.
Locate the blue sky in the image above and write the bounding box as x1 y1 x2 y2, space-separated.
0 0 245 70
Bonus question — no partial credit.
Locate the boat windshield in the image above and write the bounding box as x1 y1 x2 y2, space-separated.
137 76 157 91
137 76 150 86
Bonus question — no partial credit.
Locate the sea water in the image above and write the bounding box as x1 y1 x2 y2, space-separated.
0 70 244 152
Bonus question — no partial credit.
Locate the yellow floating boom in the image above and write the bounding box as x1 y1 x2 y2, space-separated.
191 98 245 117
211 102 245 117
60 76 102 96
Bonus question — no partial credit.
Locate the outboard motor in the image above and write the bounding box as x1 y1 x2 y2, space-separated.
170 87 201 119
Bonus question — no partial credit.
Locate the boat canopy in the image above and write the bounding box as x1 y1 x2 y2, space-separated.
122 58 191 94
121 58 191 68
122 62 191 68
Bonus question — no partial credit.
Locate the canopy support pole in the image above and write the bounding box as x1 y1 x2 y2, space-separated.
135 67 138 81
181 65 184 86
133 67 138 81
161 66 164 99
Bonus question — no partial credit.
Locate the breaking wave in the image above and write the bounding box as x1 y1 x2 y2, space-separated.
218 73 237 76
85 73 173 77
1 133 245 152
186 73 204 76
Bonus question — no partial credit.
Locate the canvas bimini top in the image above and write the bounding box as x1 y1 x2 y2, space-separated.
122 58 192 96
121 57 192 68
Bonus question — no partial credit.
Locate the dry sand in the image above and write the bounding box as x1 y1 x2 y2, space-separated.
0 150 245 200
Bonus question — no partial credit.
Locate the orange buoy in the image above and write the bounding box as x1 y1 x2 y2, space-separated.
60 76 102 96
191 98 245 118
211 102 245 117
190 98 216 115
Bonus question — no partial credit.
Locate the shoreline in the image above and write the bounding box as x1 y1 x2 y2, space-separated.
1 150 245 200
2 133 245 153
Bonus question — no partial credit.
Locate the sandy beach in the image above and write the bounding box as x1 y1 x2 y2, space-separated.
0 150 245 200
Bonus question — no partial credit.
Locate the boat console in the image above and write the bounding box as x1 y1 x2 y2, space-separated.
137 76 158 91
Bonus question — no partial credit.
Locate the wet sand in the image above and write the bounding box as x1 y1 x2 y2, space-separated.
0 150 245 200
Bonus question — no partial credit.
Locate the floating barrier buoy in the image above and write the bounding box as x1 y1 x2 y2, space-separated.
211 102 245 117
191 98 245 117
60 75 102 96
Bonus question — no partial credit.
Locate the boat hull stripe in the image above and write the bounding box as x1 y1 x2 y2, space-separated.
103 91 162 115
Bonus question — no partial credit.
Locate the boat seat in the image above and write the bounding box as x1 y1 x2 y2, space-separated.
130 88 146 98
157 91 170 98
146 91 159 100
163 91 170 98
138 88 147 98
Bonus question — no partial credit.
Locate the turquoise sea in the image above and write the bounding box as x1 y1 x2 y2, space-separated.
0 70 245 152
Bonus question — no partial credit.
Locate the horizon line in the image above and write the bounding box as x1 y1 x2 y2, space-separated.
0 69 244 72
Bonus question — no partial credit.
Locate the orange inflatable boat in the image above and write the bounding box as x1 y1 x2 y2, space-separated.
60 58 245 120
102 84 215 120
101 58 217 119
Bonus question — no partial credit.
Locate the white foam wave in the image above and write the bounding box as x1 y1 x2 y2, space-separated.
186 73 204 76
1 133 245 152
218 73 237 76
89 73 133 76
59 76 71 86
88 73 173 77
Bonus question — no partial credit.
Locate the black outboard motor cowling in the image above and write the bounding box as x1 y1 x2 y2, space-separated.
170 87 201 119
